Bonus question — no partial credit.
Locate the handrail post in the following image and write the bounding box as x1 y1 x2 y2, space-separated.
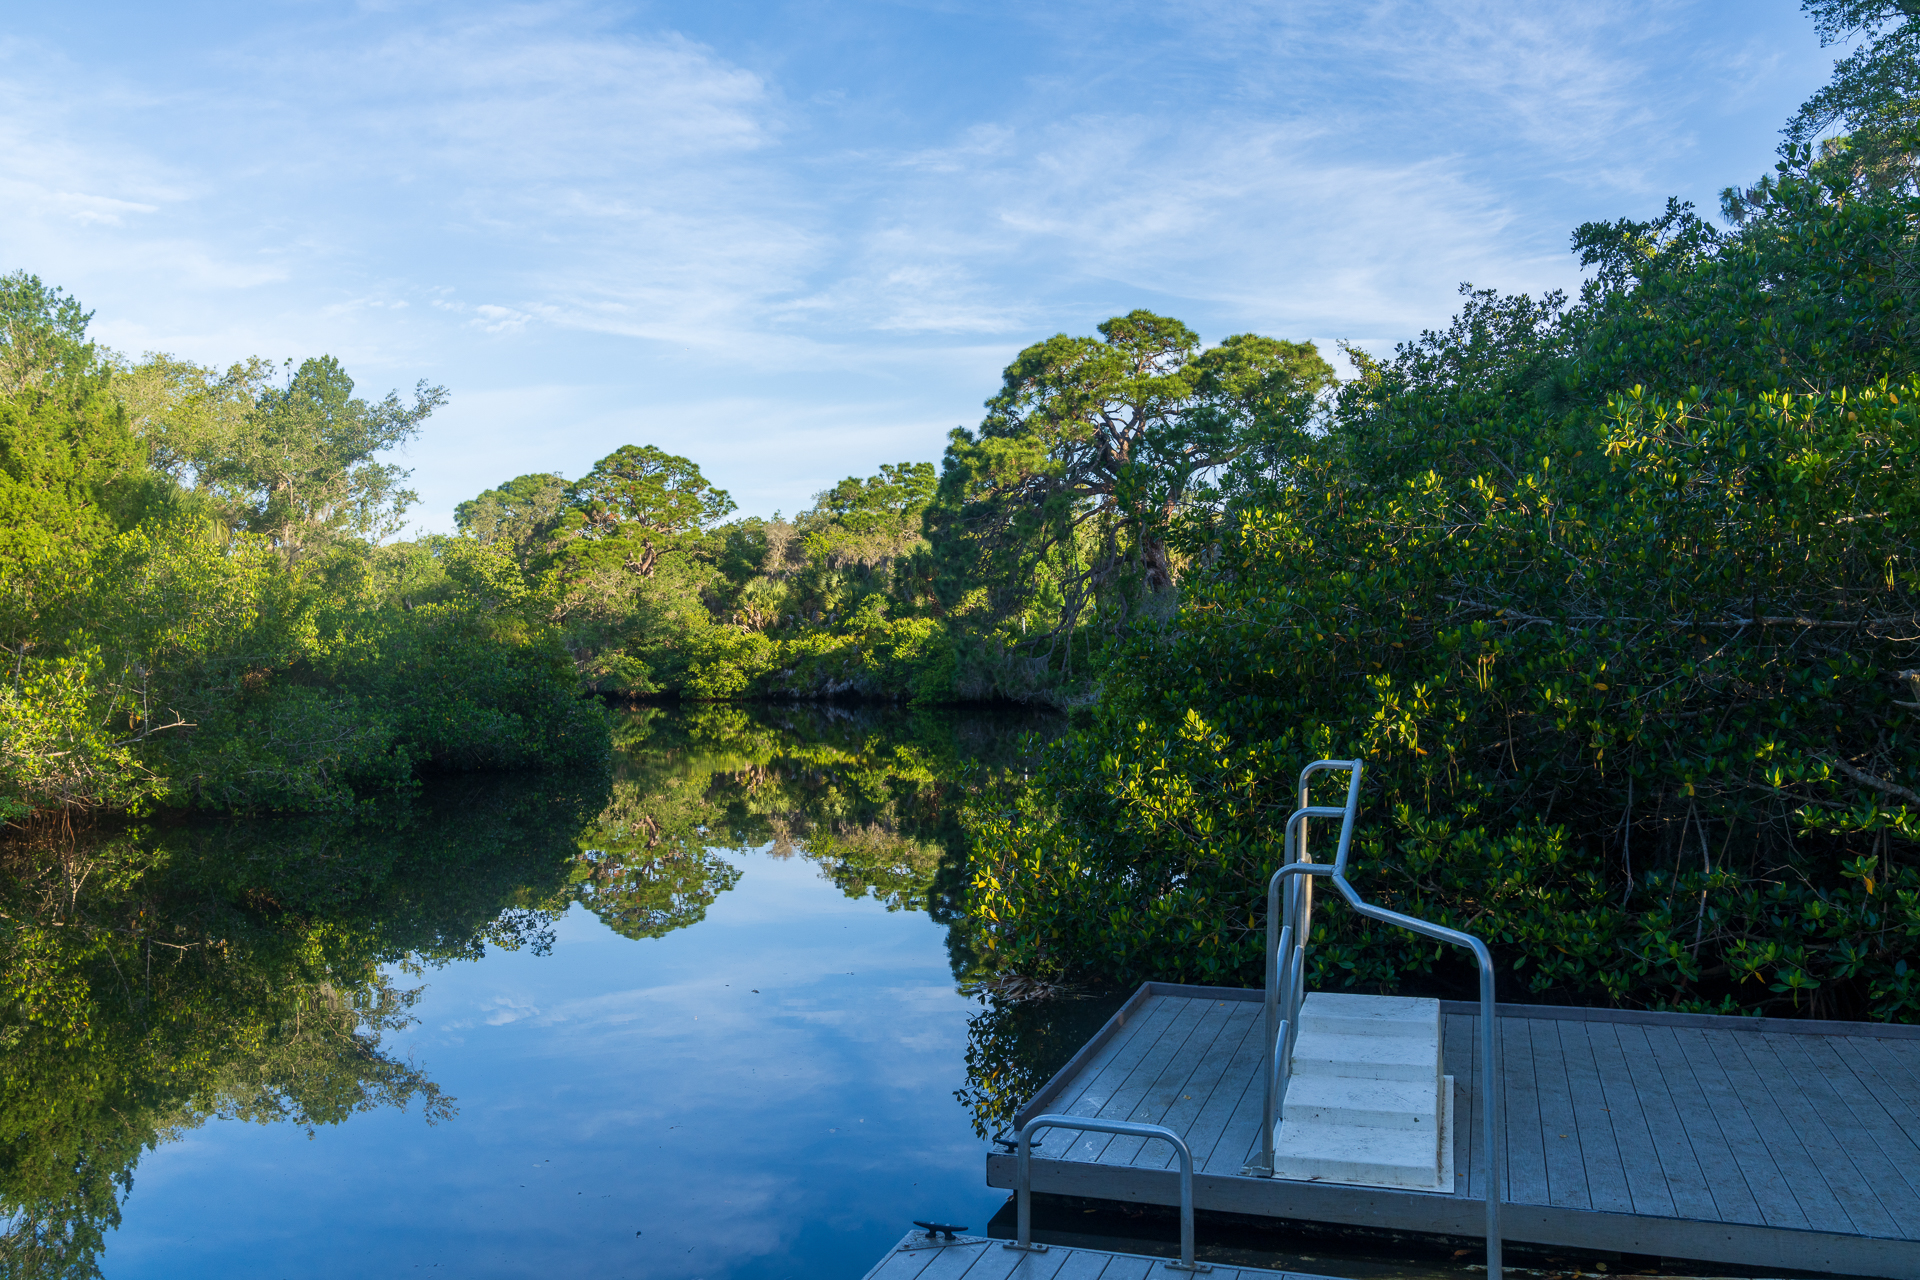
1325 872 1504 1280
1008 1115 1212 1272
1474 936 1504 1280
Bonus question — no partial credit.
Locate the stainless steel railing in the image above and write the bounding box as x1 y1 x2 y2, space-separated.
1004 1115 1211 1273
1241 759 1506 1280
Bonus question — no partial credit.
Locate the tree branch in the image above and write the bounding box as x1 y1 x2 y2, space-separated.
1821 752 1920 807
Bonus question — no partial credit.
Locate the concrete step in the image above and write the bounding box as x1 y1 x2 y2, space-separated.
1290 1031 1440 1084
1269 992 1449 1191
1296 992 1441 1041
1273 1084 1453 1191
1281 1073 1439 1130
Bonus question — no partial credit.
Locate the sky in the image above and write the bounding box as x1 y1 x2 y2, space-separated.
0 1 1847 529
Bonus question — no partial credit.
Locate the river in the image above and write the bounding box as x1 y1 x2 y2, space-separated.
2 704 1098 1279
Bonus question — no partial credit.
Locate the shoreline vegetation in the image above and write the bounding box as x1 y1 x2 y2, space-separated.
0 278 1327 821
4 0 1918 1044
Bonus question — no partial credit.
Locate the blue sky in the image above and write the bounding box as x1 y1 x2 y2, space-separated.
2 1 1844 528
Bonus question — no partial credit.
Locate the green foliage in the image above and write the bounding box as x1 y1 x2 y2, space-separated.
111 351 447 564
0 276 608 819
800 461 936 562
0 513 607 816
453 472 568 569
966 171 1920 1023
445 450 960 702
0 275 154 584
558 444 736 582
1776 1 1920 195
223 357 445 562
926 310 1333 688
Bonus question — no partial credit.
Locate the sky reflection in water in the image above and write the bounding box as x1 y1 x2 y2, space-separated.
107 849 1003 1278
71 705 1063 1279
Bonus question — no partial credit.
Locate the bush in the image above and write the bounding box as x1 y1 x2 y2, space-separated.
965 175 1920 1022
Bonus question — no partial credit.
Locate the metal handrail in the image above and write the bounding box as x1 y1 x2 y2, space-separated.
1005 1115 1212 1273
1243 759 1505 1280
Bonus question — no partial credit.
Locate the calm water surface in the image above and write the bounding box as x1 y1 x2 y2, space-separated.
3 705 1070 1280
109 848 1004 1278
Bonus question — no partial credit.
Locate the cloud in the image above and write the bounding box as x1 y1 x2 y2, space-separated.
471 303 530 333
0 0 1835 522
480 994 541 1025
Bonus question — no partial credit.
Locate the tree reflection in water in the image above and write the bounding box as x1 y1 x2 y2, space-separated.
579 703 1056 934
0 703 1066 1278
0 772 607 1278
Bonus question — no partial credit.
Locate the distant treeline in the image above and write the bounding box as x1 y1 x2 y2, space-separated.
0 248 1331 816
0 290 608 816
444 315 1330 707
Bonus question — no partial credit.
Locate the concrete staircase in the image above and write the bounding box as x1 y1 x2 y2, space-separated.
1271 992 1454 1191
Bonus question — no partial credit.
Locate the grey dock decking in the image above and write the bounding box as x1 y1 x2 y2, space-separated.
860 1230 1344 1280
985 984 1920 1280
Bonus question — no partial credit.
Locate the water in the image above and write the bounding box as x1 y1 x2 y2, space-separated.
108 852 997 1277
0 704 1064 1279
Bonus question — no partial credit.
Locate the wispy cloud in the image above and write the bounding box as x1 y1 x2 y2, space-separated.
0 0 1834 521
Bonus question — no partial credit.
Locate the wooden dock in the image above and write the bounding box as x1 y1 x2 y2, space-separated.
860 1228 1345 1280
985 984 1920 1280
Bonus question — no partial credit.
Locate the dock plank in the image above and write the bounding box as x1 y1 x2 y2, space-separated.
915 1244 998 1280
1086 1255 1152 1280
1102 999 1239 1166
1049 1251 1121 1280
1846 1035 1920 1113
1212 1006 1288 1176
939 1242 1025 1280
1703 1029 1851 1234
1443 1012 1479 1202
1051 998 1184 1122
1873 1037 1920 1094
1500 1018 1548 1207
1000 1247 1070 1280
1637 1024 1757 1225
1134 1001 1260 1172
1528 1017 1590 1210
1667 1027 1806 1230
1076 997 1216 1164
1740 1032 1896 1238
864 1244 941 1280
1552 1020 1632 1214
1182 1005 1267 1174
1582 1020 1677 1219
1052 1251 1113 1280
1765 1033 1920 1239
1046 1251 1115 1280
1047 999 1189 1163
1841 1034 1920 1203
1611 1022 1720 1222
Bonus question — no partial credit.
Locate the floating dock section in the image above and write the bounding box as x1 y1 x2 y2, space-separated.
860 1228 1345 1280
985 983 1920 1280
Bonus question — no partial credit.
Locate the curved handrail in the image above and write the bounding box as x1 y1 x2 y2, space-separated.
1245 759 1505 1280
1006 1115 1212 1273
